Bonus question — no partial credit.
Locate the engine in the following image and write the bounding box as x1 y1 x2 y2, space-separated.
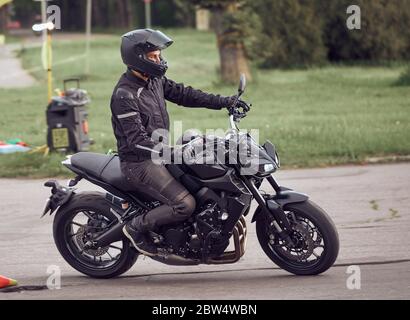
161 202 229 259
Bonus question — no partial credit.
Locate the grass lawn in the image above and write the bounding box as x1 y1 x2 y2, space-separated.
0 28 409 178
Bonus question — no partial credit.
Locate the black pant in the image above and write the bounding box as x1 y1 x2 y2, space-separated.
120 160 196 232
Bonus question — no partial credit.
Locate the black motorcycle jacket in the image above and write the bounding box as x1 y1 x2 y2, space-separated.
110 69 233 162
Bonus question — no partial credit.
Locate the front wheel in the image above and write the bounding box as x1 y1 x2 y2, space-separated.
256 200 339 275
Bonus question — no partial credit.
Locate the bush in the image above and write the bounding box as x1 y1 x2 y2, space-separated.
323 0 410 62
249 0 326 68
247 0 410 68
153 0 196 28
395 66 410 86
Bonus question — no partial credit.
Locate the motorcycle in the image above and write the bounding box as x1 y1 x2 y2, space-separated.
42 75 339 278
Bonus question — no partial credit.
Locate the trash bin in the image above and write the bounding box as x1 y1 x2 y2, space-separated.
46 79 91 153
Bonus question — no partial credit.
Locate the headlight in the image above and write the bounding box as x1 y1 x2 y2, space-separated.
263 163 275 172
256 162 276 176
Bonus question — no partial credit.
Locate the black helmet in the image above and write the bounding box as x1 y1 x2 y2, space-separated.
121 29 173 78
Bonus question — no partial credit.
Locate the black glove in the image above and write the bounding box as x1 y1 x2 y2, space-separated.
236 98 251 112
227 96 251 112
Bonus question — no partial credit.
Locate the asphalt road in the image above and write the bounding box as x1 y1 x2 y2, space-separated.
1 163 409 299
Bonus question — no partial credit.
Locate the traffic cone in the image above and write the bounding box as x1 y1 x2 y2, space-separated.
0 275 18 289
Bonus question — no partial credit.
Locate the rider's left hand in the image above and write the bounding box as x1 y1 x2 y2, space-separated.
236 99 251 112
227 95 251 112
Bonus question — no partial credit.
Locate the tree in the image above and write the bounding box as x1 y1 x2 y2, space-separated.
189 0 253 84
0 5 8 33
116 0 133 29
8 0 39 28
173 0 196 27
44 0 137 31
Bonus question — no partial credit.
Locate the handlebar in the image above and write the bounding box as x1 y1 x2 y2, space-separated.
226 73 250 129
228 95 249 129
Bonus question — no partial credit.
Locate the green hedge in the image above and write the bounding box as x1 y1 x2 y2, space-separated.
250 0 326 68
250 0 410 68
323 0 410 62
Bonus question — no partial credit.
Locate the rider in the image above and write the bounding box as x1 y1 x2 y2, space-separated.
110 29 250 256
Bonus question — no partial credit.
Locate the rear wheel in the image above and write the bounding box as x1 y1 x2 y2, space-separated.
256 200 339 275
53 192 138 278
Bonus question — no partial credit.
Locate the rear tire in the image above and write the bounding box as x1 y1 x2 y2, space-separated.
53 192 138 278
256 200 339 275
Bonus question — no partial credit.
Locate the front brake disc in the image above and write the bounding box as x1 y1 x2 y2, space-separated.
273 223 314 262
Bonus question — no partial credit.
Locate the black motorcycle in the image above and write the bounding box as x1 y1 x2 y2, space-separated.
42 75 339 278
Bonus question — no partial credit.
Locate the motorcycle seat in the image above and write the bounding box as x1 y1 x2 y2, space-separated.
70 152 152 198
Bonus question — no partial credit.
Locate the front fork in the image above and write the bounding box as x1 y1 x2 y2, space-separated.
267 175 281 193
243 175 298 245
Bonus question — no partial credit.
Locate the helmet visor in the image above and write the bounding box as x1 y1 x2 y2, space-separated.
146 30 173 50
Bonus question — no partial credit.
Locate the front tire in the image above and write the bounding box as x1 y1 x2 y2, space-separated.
256 200 339 275
53 192 138 278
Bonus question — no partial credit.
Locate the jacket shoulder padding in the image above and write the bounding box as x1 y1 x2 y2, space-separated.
115 87 134 100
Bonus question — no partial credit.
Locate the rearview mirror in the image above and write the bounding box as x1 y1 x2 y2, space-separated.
238 73 246 94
